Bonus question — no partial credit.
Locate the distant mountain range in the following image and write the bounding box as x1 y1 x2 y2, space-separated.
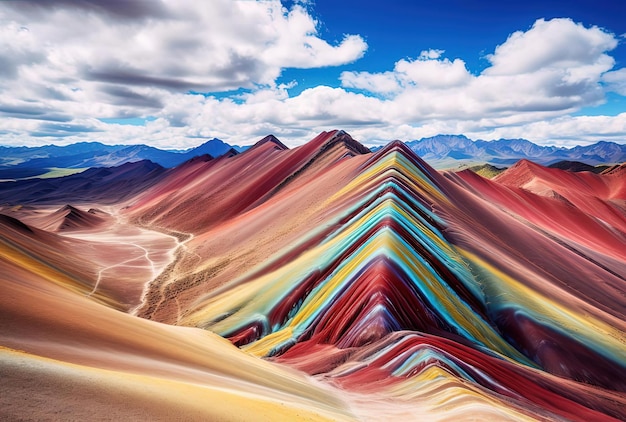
0 159 168 205
1 134 625 180
0 138 242 180
404 135 626 168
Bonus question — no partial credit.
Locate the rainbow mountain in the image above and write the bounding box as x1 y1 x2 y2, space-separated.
1 130 625 421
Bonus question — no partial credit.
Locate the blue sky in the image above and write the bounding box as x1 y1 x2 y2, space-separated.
295 1 626 70
283 0 626 111
0 0 625 148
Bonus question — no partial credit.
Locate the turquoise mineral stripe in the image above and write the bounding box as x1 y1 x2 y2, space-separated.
213 190 532 365
388 347 477 381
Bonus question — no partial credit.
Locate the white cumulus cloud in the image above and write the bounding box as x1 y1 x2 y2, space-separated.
0 9 624 149
0 0 366 120
602 68 626 95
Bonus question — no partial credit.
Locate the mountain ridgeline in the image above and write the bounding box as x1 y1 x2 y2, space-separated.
404 135 626 167
0 138 242 180
0 134 624 181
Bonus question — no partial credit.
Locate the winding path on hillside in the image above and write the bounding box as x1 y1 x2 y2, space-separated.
60 206 192 312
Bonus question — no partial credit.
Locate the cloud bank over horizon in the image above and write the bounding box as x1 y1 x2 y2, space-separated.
1 1 625 148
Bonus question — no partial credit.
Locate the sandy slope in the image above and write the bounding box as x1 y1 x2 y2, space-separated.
0 248 354 421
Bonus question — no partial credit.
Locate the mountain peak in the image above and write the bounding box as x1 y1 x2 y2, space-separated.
252 134 289 151
43 204 106 232
192 137 225 148
327 130 371 155
60 204 79 213
0 213 35 234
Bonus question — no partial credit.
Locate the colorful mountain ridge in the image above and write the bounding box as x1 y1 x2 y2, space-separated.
1 130 625 421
